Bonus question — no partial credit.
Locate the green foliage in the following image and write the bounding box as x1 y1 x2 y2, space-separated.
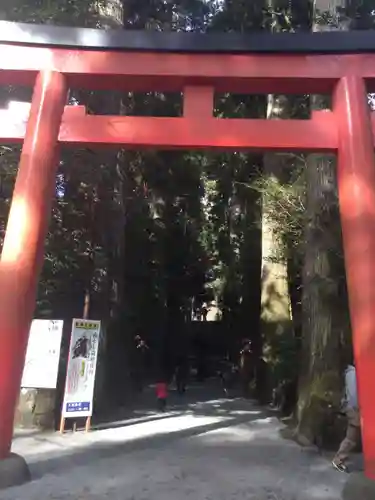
1 0 105 26
254 158 306 264
313 0 375 30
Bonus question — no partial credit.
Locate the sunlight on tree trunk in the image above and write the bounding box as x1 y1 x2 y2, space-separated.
261 94 293 397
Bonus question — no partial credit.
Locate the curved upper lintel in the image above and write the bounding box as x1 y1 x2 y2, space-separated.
1 20 375 54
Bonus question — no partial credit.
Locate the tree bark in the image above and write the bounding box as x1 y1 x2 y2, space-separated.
296 0 347 445
261 94 294 402
296 149 341 444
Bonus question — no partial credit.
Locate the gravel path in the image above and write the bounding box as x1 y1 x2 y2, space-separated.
1 397 349 500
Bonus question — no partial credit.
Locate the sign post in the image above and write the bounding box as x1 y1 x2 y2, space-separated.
60 319 100 433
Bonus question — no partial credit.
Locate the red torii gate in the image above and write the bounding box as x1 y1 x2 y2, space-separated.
0 21 375 478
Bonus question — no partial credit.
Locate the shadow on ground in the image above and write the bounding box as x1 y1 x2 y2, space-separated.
23 398 270 478
6 384 355 500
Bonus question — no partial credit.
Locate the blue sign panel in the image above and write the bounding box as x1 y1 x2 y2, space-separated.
66 402 90 413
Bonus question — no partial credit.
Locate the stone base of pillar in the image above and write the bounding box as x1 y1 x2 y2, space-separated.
343 472 375 500
0 454 30 490
15 389 56 430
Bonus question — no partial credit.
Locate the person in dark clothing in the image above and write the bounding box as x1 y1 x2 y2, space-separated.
219 361 238 396
332 363 360 473
133 335 149 392
175 355 189 395
239 339 254 398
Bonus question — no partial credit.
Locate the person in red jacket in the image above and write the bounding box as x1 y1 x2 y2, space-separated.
156 381 168 412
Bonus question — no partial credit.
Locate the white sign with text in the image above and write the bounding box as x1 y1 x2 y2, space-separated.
62 319 101 418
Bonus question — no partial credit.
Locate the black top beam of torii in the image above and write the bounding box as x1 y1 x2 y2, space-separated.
1 20 375 54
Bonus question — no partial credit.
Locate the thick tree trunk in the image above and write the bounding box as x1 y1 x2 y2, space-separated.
296 0 347 445
261 155 292 332
239 156 263 399
296 148 341 445
261 95 293 402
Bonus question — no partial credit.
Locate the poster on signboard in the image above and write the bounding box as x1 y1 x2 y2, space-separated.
62 319 101 418
21 319 64 389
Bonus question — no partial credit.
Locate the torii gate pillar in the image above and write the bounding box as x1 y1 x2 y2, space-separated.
0 71 67 458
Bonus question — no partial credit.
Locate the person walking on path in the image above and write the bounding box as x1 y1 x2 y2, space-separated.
239 339 254 398
155 347 169 412
156 381 168 412
332 362 361 473
133 334 149 392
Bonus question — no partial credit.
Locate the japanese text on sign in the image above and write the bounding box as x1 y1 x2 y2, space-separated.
62 319 101 419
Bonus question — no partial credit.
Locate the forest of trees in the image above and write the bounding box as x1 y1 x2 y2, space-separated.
1 0 375 445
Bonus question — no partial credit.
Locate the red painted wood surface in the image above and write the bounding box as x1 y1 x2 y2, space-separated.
183 86 214 117
0 71 67 458
0 108 338 151
1 43 375 93
334 76 375 480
